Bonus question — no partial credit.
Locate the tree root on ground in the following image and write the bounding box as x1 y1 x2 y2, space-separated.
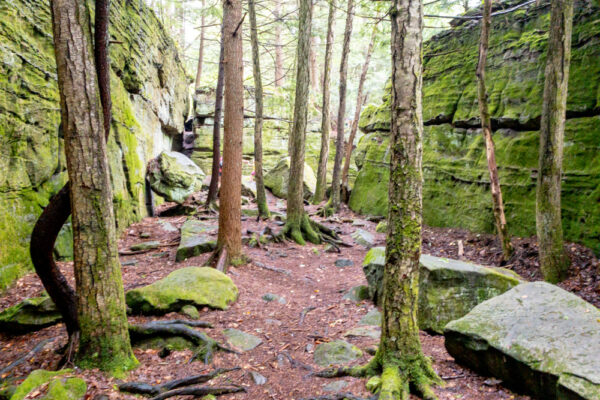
316 353 443 400
118 367 240 396
150 385 245 400
300 394 377 400
0 338 55 382
276 214 341 246
128 321 237 364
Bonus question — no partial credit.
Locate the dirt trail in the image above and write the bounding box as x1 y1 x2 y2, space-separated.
2 193 596 399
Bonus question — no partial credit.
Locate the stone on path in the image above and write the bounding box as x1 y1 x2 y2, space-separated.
147 151 205 204
359 309 382 326
344 326 381 340
264 157 317 199
249 371 267 385
362 247 521 332
342 285 370 302
351 229 374 248
323 380 349 392
262 293 286 304
126 267 238 314
130 241 160 251
334 259 354 268
0 296 62 334
313 340 363 366
445 282 600 400
175 219 216 262
223 328 262 352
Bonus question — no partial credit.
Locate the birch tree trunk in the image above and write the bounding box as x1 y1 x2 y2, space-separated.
476 0 513 260
313 0 336 204
249 0 270 218
217 0 244 264
536 0 573 282
51 0 136 374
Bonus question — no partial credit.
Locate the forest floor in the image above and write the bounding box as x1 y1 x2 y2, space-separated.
1 193 598 400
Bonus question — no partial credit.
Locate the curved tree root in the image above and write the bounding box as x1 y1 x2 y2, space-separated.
317 354 442 400
279 214 340 246
150 385 245 400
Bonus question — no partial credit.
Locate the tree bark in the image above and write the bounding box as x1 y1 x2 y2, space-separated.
330 0 354 211
313 0 336 204
536 0 573 283
194 0 206 90
476 0 513 261
274 0 284 87
310 35 319 92
217 0 244 264
249 0 270 219
283 0 320 245
341 26 376 201
51 0 136 374
206 21 226 206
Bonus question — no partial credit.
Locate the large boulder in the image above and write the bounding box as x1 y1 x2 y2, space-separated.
147 151 205 204
264 157 316 199
126 267 238 314
445 282 600 400
175 219 217 262
0 296 62 334
362 247 521 332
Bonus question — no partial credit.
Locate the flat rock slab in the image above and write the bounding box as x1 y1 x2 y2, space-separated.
175 220 216 262
223 328 262 352
323 380 349 392
130 241 160 251
126 267 238 314
351 229 374 248
313 340 363 366
10 369 87 400
0 296 62 334
445 282 600 400
344 326 381 340
342 285 370 302
335 259 354 268
363 247 521 333
359 309 382 326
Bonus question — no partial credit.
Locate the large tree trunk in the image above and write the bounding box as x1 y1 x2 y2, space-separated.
476 0 513 261
249 0 270 219
536 0 573 283
274 0 284 87
217 0 244 264
312 0 336 204
330 0 354 211
206 21 226 206
194 0 206 90
341 26 376 201
283 0 320 245
51 0 136 374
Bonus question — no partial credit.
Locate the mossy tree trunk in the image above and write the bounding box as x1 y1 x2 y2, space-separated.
248 0 270 219
476 0 513 261
274 0 284 87
341 26 376 201
282 0 320 245
536 0 573 283
330 0 354 212
51 0 136 375
313 0 336 204
206 21 225 207
217 0 244 264
194 0 206 90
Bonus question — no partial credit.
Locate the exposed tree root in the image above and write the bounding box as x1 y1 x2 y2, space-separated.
118 367 240 396
150 385 245 400
300 394 376 400
317 353 442 400
128 321 237 364
0 338 55 382
278 214 340 246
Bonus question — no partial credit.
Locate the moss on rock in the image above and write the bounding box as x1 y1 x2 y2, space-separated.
0 296 62 334
10 370 86 400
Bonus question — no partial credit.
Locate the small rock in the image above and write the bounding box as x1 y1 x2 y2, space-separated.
375 221 387 233
249 371 267 385
305 343 314 352
160 221 178 232
342 285 370 302
359 309 382 326
344 326 381 339
335 259 354 268
351 229 375 248
352 219 367 226
324 244 338 253
176 220 217 262
121 259 138 266
181 305 200 319
323 380 349 392
223 328 262 352
130 241 160 251
262 293 286 304
313 340 363 366
140 232 151 238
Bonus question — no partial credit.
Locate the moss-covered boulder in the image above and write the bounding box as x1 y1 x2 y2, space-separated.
175 220 217 261
362 247 522 332
264 157 317 199
0 0 189 289
445 282 600 400
126 267 238 314
351 1 600 254
0 296 62 334
147 151 205 204
313 340 363 367
10 370 86 400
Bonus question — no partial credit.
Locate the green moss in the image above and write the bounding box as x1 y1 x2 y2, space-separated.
0 296 62 334
10 370 86 400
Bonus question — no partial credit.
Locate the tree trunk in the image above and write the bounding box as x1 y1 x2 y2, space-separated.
536 0 573 283
476 0 513 261
310 35 319 92
206 21 226 206
274 0 284 87
330 0 354 211
283 0 320 245
217 0 244 264
51 0 136 374
313 0 336 204
249 0 270 219
341 26 376 201
194 0 206 90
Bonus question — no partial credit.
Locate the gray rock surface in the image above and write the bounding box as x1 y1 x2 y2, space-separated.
223 328 262 352
351 229 375 248
313 340 363 366
175 219 216 262
147 151 205 204
0 296 62 334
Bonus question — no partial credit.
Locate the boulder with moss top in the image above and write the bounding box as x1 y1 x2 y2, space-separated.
10 370 86 400
175 220 216 261
147 151 206 204
0 296 62 334
264 157 316 199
